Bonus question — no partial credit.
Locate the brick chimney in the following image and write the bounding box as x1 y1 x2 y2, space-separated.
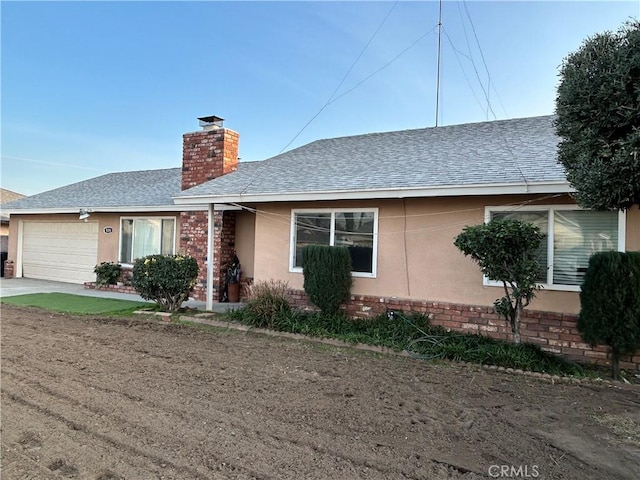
181 115 239 191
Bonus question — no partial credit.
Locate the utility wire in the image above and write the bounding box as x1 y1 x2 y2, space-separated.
326 1 400 106
279 1 400 154
435 0 443 127
330 26 439 106
442 28 485 114
462 0 493 120
458 0 508 120
229 194 564 237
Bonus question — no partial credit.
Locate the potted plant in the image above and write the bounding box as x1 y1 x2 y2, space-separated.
223 254 241 302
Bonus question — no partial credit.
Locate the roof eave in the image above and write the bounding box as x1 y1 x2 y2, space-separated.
4 204 208 215
173 181 574 205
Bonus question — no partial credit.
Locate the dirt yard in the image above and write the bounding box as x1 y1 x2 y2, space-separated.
1 305 639 480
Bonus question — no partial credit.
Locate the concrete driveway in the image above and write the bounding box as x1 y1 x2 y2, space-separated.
0 277 210 310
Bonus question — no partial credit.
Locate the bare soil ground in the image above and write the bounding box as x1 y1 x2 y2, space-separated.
1 305 639 480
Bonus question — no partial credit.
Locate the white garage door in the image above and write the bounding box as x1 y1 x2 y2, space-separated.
22 222 99 283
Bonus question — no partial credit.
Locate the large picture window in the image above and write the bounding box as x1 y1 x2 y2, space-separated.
291 209 377 277
120 217 176 264
487 206 624 290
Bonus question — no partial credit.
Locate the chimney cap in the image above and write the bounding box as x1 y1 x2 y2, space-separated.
198 115 224 130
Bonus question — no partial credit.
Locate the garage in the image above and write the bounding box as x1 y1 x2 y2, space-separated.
21 221 99 283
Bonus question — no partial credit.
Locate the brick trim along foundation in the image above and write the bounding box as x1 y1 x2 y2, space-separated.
288 289 640 372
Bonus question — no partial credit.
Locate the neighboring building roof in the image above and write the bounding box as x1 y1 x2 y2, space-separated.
0 188 26 222
0 188 26 204
175 115 570 204
2 168 190 214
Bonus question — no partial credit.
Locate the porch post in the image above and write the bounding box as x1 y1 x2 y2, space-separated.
206 203 215 311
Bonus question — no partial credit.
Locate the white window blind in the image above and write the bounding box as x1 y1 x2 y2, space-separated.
552 210 618 286
486 206 622 290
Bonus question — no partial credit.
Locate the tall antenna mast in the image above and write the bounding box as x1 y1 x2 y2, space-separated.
435 0 443 127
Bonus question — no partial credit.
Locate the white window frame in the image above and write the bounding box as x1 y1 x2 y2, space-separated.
118 216 177 266
290 208 378 278
484 205 626 292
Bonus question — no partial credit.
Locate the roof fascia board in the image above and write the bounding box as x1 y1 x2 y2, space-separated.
4 205 208 215
174 182 573 205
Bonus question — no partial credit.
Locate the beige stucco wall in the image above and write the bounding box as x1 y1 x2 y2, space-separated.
626 205 640 251
7 212 182 271
248 194 640 315
234 210 256 279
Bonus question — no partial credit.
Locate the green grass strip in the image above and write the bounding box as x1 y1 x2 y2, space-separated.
1 293 148 315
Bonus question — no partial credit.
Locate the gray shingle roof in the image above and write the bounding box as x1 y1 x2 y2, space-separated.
177 115 567 200
2 168 182 211
4 115 568 213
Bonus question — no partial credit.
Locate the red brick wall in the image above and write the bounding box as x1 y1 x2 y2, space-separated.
3 260 14 278
287 289 640 372
179 123 240 300
180 211 209 299
181 128 239 191
218 211 237 301
178 210 238 302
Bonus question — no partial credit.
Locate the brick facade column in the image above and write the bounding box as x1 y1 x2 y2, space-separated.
179 210 209 300
178 119 240 303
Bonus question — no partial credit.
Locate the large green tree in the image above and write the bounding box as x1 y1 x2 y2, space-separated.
454 219 544 344
555 20 640 211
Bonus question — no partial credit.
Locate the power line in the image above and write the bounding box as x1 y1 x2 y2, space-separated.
279 6 440 155
329 26 439 105
229 194 564 237
442 27 485 114
462 0 493 120
435 0 443 127
279 1 400 154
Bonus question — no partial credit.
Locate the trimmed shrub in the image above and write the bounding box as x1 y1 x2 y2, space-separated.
578 251 640 379
244 280 291 329
454 219 544 344
302 245 353 315
221 307 583 376
132 254 199 311
94 261 121 287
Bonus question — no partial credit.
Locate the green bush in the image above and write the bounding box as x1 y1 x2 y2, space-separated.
94 261 121 286
221 307 582 376
454 219 544 344
132 254 199 311
244 280 292 329
578 251 640 379
302 245 353 315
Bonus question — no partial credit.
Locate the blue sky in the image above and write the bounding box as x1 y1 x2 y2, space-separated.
2 1 639 196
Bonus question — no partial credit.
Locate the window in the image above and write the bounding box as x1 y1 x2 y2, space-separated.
487 206 624 290
291 209 377 277
120 217 176 264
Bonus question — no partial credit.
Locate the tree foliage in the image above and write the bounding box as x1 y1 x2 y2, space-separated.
302 245 353 315
578 251 640 379
132 254 199 311
454 219 544 344
555 20 640 211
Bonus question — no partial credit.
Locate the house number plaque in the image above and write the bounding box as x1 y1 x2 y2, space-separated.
104 227 113 234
